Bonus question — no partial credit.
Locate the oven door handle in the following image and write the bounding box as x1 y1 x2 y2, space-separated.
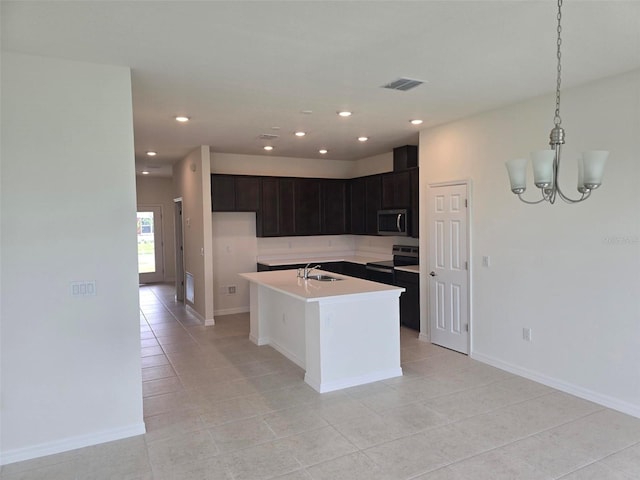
366 265 394 274
396 213 402 232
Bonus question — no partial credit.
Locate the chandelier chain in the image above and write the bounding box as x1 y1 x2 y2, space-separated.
554 0 563 126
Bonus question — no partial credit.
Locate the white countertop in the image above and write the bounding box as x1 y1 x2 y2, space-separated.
256 254 391 267
240 269 404 302
394 265 419 274
257 254 420 274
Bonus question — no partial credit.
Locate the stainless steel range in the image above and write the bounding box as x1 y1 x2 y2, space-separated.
365 245 419 285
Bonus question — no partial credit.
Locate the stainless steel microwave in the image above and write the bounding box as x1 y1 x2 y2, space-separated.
377 209 409 236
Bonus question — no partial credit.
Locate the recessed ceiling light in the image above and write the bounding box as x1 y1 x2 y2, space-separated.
319 149 328 154
263 146 274 151
410 119 423 125
338 111 352 117
141 170 150 175
175 116 190 122
358 136 368 142
146 151 157 156
294 131 306 137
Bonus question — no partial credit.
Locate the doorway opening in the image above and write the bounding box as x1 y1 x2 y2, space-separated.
137 205 164 284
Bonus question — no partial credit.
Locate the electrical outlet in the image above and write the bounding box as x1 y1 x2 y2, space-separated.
523 328 532 342
482 256 491 267
227 285 236 295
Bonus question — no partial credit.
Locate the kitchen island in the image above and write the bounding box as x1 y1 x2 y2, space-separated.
239 269 404 393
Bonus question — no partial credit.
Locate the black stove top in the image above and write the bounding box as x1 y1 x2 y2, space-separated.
366 245 419 270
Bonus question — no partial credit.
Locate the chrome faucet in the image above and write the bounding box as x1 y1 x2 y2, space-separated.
299 263 321 279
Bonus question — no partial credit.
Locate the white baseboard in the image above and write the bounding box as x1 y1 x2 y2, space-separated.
249 334 269 346
0 422 146 466
471 351 640 419
418 332 430 342
214 306 250 316
185 304 214 326
268 339 305 369
305 367 403 394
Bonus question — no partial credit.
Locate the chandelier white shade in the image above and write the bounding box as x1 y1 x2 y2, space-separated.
505 0 608 205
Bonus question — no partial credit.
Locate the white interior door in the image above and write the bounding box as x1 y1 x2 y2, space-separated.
137 205 164 284
428 183 469 354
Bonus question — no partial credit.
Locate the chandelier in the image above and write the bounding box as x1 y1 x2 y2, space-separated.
505 0 608 205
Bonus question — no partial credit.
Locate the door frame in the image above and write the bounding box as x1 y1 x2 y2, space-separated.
137 204 165 284
174 197 185 302
425 179 472 354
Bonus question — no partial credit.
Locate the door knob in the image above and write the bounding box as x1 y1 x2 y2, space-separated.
429 271 437 277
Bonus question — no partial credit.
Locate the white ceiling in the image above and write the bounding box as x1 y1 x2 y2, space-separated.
3 1 639 175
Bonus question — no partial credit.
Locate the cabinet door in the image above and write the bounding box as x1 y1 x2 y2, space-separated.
381 171 411 209
410 168 419 238
279 178 296 236
235 176 261 211
322 179 348 234
365 175 382 235
349 178 366 234
211 175 236 211
395 270 420 330
342 262 367 279
320 262 344 274
258 177 280 236
293 178 321 235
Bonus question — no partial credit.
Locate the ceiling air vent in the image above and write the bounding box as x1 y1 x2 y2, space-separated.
381 78 424 92
258 133 279 140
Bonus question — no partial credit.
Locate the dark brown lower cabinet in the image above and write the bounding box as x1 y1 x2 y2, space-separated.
395 270 419 330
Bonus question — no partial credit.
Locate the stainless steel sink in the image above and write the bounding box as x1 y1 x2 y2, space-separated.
306 274 342 282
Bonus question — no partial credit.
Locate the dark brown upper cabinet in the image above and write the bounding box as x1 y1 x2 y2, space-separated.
235 176 261 211
321 179 348 235
381 171 411 209
211 174 236 211
211 174 261 212
258 177 295 237
294 178 322 236
364 175 382 235
349 177 366 235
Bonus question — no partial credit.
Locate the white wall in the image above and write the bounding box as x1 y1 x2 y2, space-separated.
0 53 144 464
135 175 176 281
211 150 394 179
418 70 640 417
350 151 393 177
211 152 353 178
173 147 214 325
212 212 258 315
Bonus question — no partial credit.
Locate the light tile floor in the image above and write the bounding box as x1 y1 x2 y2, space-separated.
2 283 639 479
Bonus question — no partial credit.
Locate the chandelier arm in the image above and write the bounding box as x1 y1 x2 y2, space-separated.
553 144 591 203
556 185 590 203
517 193 548 205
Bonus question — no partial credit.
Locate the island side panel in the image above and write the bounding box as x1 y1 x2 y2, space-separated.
248 283 306 369
248 283 265 345
304 292 403 393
